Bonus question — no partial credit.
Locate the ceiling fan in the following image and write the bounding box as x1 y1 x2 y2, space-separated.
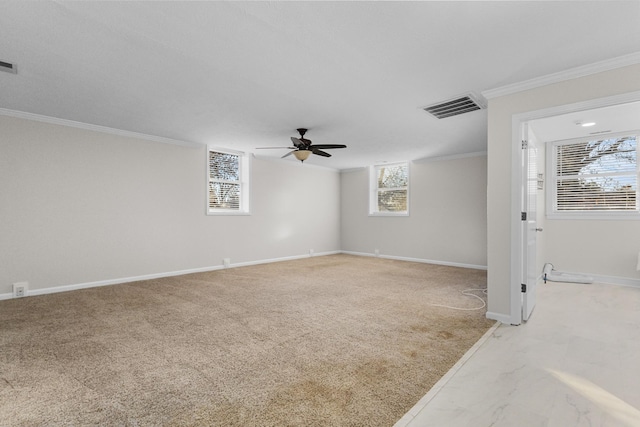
257 128 347 162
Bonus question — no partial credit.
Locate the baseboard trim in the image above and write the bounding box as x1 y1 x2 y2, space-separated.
0 251 341 300
10 252 631 302
485 311 514 324
0 265 224 300
587 274 640 288
229 251 341 269
542 271 640 288
340 251 487 271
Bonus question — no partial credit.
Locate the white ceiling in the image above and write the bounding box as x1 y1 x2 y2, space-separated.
529 101 640 143
1 1 639 169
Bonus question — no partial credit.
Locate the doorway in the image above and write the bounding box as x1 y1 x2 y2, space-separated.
509 91 640 325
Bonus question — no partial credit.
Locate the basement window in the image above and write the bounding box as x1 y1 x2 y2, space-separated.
546 133 640 219
369 162 409 216
207 147 250 215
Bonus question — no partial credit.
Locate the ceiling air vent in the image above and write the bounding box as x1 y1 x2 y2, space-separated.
0 60 17 74
422 93 485 119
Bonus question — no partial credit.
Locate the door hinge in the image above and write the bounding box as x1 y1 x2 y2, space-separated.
521 212 527 221
521 140 528 150
521 284 527 293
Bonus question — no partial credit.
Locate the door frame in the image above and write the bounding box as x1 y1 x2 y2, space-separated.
508 90 640 325
521 122 538 322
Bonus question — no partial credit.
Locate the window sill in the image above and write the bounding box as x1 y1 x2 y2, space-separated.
547 212 640 220
207 210 251 216
368 212 409 217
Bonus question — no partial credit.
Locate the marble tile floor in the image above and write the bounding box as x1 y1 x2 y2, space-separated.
396 280 640 427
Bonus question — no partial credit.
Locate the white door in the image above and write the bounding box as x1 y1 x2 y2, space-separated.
522 123 538 321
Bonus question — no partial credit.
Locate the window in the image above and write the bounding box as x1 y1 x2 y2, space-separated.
369 162 409 215
547 133 639 218
207 147 250 215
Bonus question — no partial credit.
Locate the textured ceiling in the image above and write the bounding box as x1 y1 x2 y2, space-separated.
1 1 639 169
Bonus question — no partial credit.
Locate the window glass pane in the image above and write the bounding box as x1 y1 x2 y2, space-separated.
557 176 636 211
209 151 239 181
554 135 638 213
377 189 407 212
377 164 408 189
209 182 240 210
557 136 636 177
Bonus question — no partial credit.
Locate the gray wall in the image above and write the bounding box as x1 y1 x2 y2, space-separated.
486 63 640 322
340 155 488 268
0 115 340 295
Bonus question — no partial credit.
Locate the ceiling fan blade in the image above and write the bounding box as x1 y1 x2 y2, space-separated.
257 146 296 149
291 137 304 148
309 144 347 149
312 148 332 157
282 150 297 158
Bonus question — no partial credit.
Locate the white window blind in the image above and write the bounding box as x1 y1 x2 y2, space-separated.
550 134 638 215
208 148 249 214
370 162 409 215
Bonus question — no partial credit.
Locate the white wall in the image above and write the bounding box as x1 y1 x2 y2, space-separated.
486 63 640 321
0 115 340 295
340 155 487 268
543 220 640 280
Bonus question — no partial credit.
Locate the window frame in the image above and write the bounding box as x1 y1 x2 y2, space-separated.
545 131 640 220
369 161 410 216
207 146 250 215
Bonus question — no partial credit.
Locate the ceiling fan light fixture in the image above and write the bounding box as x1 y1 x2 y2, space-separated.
256 128 346 162
293 150 311 162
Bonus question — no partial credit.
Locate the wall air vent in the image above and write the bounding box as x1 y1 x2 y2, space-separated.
422 93 486 119
0 60 17 74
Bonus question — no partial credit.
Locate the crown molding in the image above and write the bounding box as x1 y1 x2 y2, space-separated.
482 52 640 100
413 151 487 164
511 90 640 123
0 108 201 148
339 166 367 174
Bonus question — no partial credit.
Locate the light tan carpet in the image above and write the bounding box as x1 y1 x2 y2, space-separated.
0 254 495 426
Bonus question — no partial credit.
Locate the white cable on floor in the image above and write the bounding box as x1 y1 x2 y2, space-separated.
428 288 487 311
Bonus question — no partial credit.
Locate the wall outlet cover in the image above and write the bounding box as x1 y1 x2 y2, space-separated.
13 281 28 298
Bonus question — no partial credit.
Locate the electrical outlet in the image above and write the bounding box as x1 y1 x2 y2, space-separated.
309 249 314 256
223 258 231 268
13 282 28 298
375 249 380 257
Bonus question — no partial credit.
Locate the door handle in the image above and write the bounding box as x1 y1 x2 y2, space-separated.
535 228 543 232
